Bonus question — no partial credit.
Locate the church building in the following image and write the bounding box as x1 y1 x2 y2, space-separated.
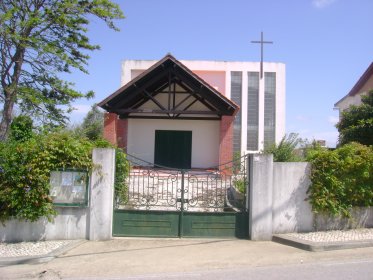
99 54 285 169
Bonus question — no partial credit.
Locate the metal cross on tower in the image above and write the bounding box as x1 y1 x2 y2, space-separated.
251 32 273 79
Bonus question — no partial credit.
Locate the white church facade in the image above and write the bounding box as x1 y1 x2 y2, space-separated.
99 54 285 169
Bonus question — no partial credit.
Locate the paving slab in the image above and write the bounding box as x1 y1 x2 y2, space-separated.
0 240 86 266
273 229 373 251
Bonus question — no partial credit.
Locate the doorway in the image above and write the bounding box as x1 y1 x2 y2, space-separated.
154 130 192 169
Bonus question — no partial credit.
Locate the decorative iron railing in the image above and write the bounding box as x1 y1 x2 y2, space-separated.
115 153 249 213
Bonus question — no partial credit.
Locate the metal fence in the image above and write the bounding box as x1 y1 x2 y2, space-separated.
115 153 249 213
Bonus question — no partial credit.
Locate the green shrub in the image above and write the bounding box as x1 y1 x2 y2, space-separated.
263 133 304 162
114 148 129 204
0 131 128 223
0 132 94 222
307 142 373 217
233 177 246 194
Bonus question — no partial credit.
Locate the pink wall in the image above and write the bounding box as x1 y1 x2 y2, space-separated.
130 69 226 96
192 71 226 96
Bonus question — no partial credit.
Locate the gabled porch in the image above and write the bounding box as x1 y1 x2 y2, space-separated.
98 54 239 170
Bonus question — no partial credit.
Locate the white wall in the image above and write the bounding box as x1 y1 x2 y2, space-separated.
272 162 313 234
0 208 89 242
335 93 363 118
127 119 220 168
251 160 373 237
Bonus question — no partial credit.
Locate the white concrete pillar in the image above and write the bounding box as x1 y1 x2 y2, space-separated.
89 148 115 240
249 154 273 240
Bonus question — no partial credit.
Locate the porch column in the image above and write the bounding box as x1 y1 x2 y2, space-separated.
103 112 118 146
219 115 234 170
116 118 128 151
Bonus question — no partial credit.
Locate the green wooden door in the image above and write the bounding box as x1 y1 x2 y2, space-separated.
154 130 192 169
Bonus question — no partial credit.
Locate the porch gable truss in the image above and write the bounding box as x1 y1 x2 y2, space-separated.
98 55 239 120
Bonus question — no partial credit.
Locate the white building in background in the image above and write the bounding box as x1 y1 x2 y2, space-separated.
99 54 285 169
335 62 373 118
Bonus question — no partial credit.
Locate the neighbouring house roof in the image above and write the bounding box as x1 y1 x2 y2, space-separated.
335 62 373 107
98 54 239 119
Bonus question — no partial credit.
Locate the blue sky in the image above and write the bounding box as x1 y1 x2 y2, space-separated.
68 0 373 147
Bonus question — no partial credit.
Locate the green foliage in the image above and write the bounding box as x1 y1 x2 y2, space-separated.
263 133 304 162
0 131 128 223
114 148 129 204
0 0 124 140
336 90 373 146
232 151 242 174
233 178 246 194
0 131 94 222
307 142 373 217
77 105 104 141
9 115 34 142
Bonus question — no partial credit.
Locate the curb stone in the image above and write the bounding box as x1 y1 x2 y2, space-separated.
272 234 373 252
0 239 87 267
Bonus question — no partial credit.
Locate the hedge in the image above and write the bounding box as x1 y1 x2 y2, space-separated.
307 142 373 217
0 131 128 223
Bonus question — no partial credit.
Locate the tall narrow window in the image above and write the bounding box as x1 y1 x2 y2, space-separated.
247 72 259 151
264 72 276 148
231 72 242 154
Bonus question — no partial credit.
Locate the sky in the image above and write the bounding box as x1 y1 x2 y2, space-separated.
67 0 373 147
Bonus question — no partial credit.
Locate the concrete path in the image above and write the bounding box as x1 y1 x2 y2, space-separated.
1 238 373 279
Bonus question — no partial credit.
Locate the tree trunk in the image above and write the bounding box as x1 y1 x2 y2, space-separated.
0 92 15 141
0 45 25 141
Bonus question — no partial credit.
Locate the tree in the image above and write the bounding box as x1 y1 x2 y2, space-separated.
0 0 124 140
336 89 373 146
9 115 34 142
80 104 104 140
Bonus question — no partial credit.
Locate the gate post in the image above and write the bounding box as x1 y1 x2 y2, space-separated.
89 148 116 240
248 154 273 241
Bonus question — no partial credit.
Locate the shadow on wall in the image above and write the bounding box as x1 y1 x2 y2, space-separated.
294 168 313 232
272 162 314 234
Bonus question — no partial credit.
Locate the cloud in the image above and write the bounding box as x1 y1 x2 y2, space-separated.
295 115 310 122
312 0 337 8
328 116 339 125
72 104 91 114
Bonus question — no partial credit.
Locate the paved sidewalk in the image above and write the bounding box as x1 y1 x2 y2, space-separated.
0 240 86 266
1 235 373 279
1 229 373 266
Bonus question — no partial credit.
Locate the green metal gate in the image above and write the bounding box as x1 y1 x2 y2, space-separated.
113 155 249 239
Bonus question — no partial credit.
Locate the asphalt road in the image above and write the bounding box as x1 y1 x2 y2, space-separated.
76 258 373 280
